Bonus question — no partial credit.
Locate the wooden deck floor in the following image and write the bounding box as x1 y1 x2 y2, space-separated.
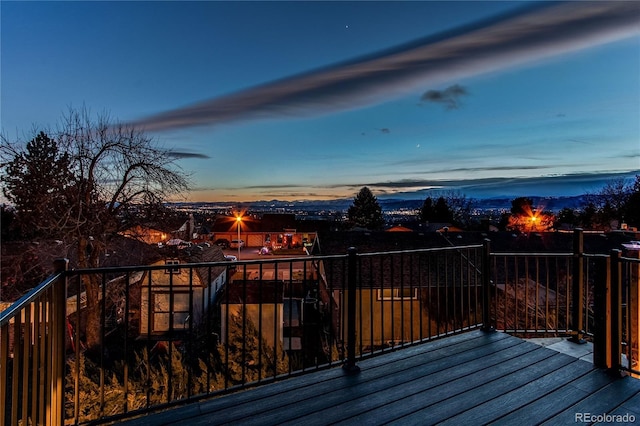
121 330 640 425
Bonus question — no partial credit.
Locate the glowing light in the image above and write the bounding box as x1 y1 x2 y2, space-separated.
235 212 243 259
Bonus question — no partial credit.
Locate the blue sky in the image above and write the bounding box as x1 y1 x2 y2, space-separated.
2 1 639 202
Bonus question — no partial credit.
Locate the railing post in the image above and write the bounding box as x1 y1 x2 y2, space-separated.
481 239 494 332
570 228 586 343
630 249 640 377
592 255 609 369
609 249 623 376
343 247 360 373
51 259 68 426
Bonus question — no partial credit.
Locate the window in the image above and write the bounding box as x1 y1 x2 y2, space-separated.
152 292 190 332
165 258 180 274
283 298 302 327
377 288 418 301
282 337 302 350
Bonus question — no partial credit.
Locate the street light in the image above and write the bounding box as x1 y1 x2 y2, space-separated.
236 216 242 260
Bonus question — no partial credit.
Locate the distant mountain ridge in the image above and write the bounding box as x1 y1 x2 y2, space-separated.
177 195 589 213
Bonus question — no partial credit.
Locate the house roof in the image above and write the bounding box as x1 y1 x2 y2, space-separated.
386 226 413 232
151 244 228 288
183 245 228 286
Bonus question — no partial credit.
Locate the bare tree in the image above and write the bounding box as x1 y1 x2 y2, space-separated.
2 107 190 350
584 177 635 230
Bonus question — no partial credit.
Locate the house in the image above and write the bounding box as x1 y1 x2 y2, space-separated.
121 225 169 245
139 245 227 337
172 214 196 241
219 280 285 348
211 213 318 250
219 279 311 352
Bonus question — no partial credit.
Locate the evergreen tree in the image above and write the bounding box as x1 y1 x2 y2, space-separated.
433 196 454 222
2 131 73 238
419 192 474 227
510 197 533 216
418 197 433 223
347 187 384 230
555 207 578 228
578 203 598 229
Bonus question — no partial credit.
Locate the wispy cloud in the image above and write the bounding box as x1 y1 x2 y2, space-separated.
358 170 640 198
129 2 639 132
168 151 210 159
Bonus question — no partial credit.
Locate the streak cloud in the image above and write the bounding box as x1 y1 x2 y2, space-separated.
130 2 640 133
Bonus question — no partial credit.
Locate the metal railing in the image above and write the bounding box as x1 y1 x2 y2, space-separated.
488 248 574 336
1 231 638 425
482 230 639 377
327 245 486 371
1 259 67 426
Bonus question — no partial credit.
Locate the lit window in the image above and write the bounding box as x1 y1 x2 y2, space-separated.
377 288 418 301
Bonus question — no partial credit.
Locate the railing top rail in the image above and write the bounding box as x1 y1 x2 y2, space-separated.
357 244 483 258
584 253 609 259
579 252 637 262
490 251 574 258
0 271 63 327
66 246 490 277
621 255 640 263
66 254 344 276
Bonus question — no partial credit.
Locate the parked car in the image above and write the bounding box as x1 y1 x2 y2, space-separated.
230 239 245 249
214 238 230 249
224 255 237 262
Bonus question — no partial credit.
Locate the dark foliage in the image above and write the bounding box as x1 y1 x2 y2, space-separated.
347 187 385 230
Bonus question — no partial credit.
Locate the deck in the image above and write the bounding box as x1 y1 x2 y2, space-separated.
121 330 640 425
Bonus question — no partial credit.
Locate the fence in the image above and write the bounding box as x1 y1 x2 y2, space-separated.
1 231 638 425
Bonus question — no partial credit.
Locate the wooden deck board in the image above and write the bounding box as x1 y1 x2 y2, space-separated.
193 330 493 417
120 330 640 426
539 376 640 426
258 336 531 426
330 344 552 426
607 392 640 422
196 331 513 426
438 358 595 425
489 369 614 425
189 331 504 425
394 351 574 425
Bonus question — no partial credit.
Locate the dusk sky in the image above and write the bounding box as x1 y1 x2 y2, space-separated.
2 1 639 202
